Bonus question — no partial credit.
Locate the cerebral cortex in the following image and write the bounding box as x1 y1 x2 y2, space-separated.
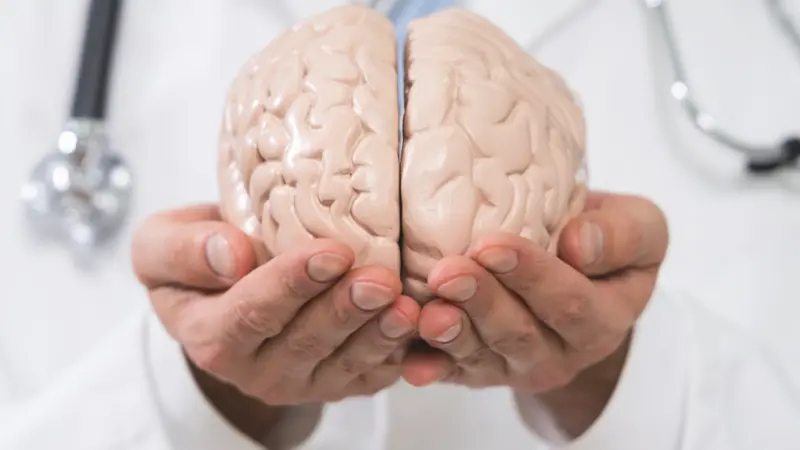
217 5 587 303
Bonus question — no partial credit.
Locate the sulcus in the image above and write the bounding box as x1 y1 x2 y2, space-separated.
217 5 587 304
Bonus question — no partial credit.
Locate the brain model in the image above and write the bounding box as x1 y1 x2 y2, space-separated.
217 5 587 302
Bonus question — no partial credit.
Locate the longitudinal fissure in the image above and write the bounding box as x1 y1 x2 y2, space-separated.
396 21 410 281
217 4 588 301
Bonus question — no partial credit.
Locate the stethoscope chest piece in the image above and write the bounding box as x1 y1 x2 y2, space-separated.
21 119 132 252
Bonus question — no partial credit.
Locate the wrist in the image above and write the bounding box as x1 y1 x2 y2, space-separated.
534 333 632 437
187 357 291 443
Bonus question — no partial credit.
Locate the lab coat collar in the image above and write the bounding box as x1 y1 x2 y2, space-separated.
284 0 583 51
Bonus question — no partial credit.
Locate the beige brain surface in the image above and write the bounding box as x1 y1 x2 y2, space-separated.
217 5 588 303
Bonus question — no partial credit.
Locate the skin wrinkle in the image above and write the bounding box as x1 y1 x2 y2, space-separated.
217 5 587 305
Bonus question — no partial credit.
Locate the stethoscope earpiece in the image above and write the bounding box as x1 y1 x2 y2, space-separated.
747 138 800 174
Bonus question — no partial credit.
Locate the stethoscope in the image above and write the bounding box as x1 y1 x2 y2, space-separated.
20 0 131 257
643 0 800 174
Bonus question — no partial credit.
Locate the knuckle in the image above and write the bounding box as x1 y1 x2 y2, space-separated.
278 359 311 378
550 296 589 330
280 271 314 301
259 388 293 406
330 298 365 330
335 355 374 376
528 365 575 392
458 346 493 366
360 384 385 397
592 335 619 356
373 336 400 355
173 309 217 347
238 376 268 399
149 287 194 332
487 329 540 357
233 299 284 339
570 329 604 353
318 390 348 403
585 332 626 360
360 373 397 396
286 333 332 361
188 342 231 375
440 365 465 384
510 266 551 301
358 325 400 356
519 254 549 285
568 319 623 355
245 377 304 406
548 369 576 390
513 274 540 296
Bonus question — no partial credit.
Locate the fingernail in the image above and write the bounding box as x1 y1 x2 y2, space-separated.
580 223 604 266
307 253 350 282
379 312 412 338
205 234 235 278
434 321 462 343
351 282 394 311
476 248 518 273
437 277 477 302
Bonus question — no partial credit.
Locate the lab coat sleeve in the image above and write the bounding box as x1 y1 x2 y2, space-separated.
514 289 800 449
0 308 386 450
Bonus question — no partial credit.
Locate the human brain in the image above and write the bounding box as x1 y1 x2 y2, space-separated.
217 5 587 303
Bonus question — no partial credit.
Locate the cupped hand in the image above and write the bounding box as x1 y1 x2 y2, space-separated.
131 204 419 407
402 192 668 394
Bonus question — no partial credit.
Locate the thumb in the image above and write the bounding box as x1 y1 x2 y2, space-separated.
132 204 256 290
558 194 669 277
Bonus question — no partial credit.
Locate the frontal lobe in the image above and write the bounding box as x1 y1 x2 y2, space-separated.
217 5 401 273
401 9 588 301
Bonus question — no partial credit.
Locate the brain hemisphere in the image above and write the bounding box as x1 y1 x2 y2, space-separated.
217 6 401 273
217 5 587 304
400 10 587 300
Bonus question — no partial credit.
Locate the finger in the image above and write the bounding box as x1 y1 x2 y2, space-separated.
402 332 505 388
256 265 402 379
471 234 630 356
314 295 419 387
132 206 255 290
418 299 483 361
592 268 658 320
402 351 452 387
427 258 555 373
558 194 669 276
343 362 405 399
418 298 509 383
210 239 356 353
148 284 212 343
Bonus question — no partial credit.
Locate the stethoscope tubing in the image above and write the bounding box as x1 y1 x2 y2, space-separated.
644 0 800 174
70 0 123 121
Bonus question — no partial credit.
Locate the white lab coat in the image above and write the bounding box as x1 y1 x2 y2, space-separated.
1 0 799 449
